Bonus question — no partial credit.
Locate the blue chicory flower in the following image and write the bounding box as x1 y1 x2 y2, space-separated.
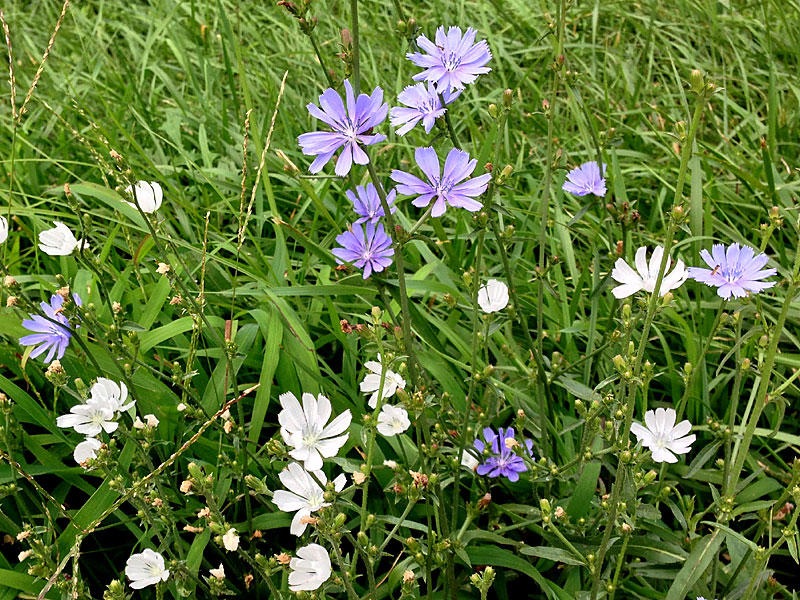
332 221 394 279
19 293 82 363
562 161 607 197
474 426 533 482
407 26 492 93
389 82 460 136
390 147 491 218
297 80 388 177
687 243 777 299
347 183 397 225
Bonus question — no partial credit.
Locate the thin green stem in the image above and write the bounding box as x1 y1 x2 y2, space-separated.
451 228 485 533
365 158 419 386
441 94 461 150
726 246 800 498
350 0 360 94
591 78 710 600
675 300 727 421
308 32 335 88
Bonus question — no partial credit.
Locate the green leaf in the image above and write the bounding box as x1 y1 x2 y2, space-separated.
520 545 585 566
664 530 723 600
465 546 572 600
569 461 601 519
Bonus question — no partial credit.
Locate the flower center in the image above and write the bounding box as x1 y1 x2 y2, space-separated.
419 97 439 114
90 411 107 426
443 52 461 72
434 177 455 195
724 264 743 282
308 492 325 510
341 123 359 143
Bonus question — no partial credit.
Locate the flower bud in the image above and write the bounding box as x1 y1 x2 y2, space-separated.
690 69 705 94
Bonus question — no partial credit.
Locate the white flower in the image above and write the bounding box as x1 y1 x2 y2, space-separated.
222 528 239 552
73 437 102 465
145 414 159 428
0 215 8 244
278 392 352 471
460 449 479 471
477 279 509 313
630 407 696 464
125 181 163 213
360 355 406 409
56 403 118 436
38 221 83 256
89 378 134 413
209 564 225 579
376 404 411 437
125 548 169 589
610 246 687 299
133 417 146 429
289 543 332 592
273 462 347 536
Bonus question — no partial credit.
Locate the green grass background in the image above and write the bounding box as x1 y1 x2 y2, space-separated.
1 0 799 598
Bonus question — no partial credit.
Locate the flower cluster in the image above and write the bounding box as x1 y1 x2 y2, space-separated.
298 26 494 280
610 242 776 300
56 378 135 465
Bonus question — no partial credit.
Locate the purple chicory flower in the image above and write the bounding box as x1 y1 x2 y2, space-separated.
332 221 394 279
297 80 388 177
390 147 491 218
562 161 607 197
19 293 82 363
347 183 397 225
687 243 777 299
474 426 533 482
407 26 492 93
389 82 460 136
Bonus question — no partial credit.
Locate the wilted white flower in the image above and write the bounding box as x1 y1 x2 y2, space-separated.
56 403 118 436
477 279 509 313
289 543 332 592
273 462 347 536
18 550 32 562
176 403 187 412
90 378 134 413
209 564 225 579
376 404 411 437
145 414 159 428
125 181 163 213
125 548 170 589
0 215 8 244
631 407 696 463
278 392 352 471
38 221 83 256
39 221 89 256
360 354 406 409
610 246 687 299
73 437 102 465
460 449 479 471
222 528 239 552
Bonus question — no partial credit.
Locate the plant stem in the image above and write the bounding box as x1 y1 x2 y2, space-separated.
441 94 461 150
451 228 485 534
350 0 360 94
365 158 419 386
591 77 710 600
675 300 727 421
726 245 800 498
308 32 334 88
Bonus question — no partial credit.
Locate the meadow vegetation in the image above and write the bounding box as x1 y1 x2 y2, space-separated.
1 0 799 598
